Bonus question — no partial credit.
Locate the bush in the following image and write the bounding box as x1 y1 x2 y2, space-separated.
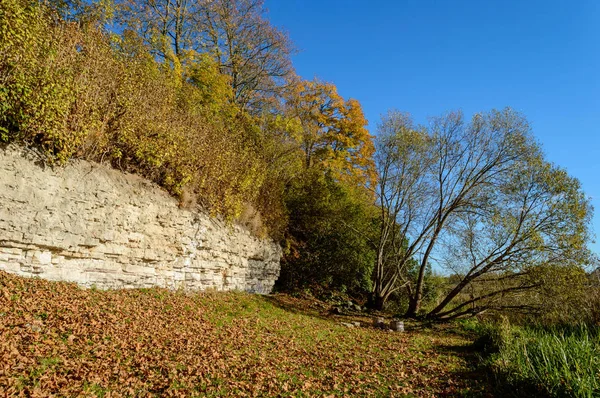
0 0 77 154
277 170 376 294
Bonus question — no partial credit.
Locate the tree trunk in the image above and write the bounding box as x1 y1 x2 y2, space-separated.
405 295 420 318
426 278 471 318
368 293 386 311
405 224 443 318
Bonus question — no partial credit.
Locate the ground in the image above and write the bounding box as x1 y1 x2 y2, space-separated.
0 271 493 397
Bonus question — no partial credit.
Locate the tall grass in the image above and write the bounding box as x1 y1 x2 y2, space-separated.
473 319 600 397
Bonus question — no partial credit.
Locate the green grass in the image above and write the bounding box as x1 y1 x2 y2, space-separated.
470 320 600 397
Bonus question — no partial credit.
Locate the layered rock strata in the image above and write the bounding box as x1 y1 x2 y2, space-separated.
0 147 281 293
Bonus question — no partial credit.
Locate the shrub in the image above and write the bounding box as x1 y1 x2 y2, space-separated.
277 170 376 294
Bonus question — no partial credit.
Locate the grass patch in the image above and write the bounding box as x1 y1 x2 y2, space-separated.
468 319 600 397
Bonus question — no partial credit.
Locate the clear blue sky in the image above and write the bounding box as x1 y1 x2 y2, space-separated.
267 0 600 253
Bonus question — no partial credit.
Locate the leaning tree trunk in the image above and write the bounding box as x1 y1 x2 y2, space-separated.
404 212 451 318
425 278 472 319
405 227 440 318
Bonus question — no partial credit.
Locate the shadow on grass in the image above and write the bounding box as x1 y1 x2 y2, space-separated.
261 294 552 397
430 343 492 397
486 374 551 398
261 294 329 318
434 342 551 398
261 293 376 324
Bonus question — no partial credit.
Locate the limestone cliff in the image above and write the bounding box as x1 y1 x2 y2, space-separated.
0 146 281 293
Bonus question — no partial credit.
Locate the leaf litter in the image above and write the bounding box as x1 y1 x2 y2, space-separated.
0 271 491 397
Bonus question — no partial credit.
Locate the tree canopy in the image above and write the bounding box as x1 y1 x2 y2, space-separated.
372 108 593 318
115 0 294 110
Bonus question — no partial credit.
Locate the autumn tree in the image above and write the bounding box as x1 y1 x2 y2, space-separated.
285 78 376 188
194 0 294 110
370 111 432 309
372 108 593 317
115 0 198 61
115 0 294 110
278 79 378 294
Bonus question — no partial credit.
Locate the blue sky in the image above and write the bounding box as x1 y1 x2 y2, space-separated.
267 0 600 253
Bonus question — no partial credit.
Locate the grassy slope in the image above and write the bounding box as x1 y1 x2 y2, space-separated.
0 271 490 397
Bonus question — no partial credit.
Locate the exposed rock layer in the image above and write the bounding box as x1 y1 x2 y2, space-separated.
0 146 281 293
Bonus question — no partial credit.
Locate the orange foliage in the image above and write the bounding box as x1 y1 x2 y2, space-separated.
286 79 376 189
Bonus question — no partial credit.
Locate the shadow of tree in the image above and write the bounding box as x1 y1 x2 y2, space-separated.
434 343 550 397
261 293 381 322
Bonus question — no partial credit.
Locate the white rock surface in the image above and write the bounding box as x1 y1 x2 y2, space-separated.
0 146 281 293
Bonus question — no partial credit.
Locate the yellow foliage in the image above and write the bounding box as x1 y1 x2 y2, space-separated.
285 79 376 189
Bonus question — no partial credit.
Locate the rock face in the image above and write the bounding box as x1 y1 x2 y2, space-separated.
0 146 281 293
